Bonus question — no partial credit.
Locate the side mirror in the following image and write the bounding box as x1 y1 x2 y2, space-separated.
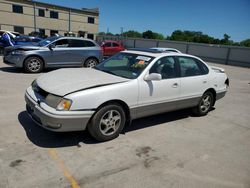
144 73 162 81
48 43 55 50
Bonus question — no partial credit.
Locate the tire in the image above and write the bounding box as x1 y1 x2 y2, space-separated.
88 104 126 141
24 56 44 73
192 91 214 116
84 58 98 68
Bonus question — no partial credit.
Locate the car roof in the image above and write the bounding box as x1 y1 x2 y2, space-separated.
151 47 181 52
124 48 200 59
103 40 120 43
58 36 95 42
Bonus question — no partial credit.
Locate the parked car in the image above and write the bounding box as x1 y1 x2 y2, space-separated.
0 30 20 54
100 40 125 56
14 35 42 46
151 47 181 53
25 49 229 141
29 31 46 38
3 36 102 73
0 30 20 39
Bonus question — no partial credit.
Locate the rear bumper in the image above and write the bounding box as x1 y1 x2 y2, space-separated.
216 91 227 100
25 91 94 132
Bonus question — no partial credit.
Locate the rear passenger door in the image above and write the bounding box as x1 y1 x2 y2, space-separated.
177 56 209 108
112 42 121 54
103 42 112 56
68 39 97 66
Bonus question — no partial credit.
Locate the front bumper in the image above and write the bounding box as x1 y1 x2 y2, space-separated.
25 91 94 132
3 54 25 67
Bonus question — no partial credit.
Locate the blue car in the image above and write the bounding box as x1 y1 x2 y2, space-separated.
14 35 42 46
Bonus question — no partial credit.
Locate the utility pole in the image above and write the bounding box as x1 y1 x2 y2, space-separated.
33 2 36 32
69 9 71 32
120 27 124 37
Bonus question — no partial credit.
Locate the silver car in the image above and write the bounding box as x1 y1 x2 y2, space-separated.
25 49 228 141
4 36 102 73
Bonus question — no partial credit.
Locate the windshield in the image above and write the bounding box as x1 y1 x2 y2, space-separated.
95 52 154 79
37 37 58 46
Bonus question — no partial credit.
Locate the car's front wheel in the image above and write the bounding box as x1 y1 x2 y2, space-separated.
84 58 98 68
24 56 44 73
193 91 214 116
88 104 126 141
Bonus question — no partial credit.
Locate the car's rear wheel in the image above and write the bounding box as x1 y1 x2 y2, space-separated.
24 56 44 73
88 104 126 141
84 58 98 68
193 91 214 116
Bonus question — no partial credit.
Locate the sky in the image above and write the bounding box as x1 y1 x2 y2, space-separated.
38 0 250 42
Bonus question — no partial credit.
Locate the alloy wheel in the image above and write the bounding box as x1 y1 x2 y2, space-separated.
27 58 41 72
200 95 212 113
99 110 121 136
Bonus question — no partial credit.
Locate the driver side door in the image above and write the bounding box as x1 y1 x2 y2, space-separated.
136 56 181 118
43 39 71 67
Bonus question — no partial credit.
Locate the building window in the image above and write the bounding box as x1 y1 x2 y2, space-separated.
14 26 24 34
50 30 58 36
87 33 94 40
88 17 95 24
50 11 58 19
39 29 45 36
38 9 45 17
12 5 23 14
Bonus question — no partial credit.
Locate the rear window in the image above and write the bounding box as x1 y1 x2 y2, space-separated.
69 39 96 47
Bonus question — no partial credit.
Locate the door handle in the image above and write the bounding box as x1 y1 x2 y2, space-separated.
203 80 207 84
172 83 178 88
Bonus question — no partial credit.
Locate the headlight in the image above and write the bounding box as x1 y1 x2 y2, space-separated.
57 98 72 111
11 50 25 55
45 94 62 108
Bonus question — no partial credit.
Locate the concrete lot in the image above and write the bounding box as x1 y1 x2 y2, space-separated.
0 57 249 188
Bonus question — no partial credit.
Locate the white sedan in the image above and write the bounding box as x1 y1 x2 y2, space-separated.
25 49 229 141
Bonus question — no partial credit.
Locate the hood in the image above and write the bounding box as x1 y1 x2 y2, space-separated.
5 45 41 51
36 68 129 96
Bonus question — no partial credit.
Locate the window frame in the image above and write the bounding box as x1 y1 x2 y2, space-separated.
88 17 95 24
149 56 180 79
177 56 209 77
38 9 45 17
69 39 96 48
12 4 23 14
87 33 94 40
13 26 24 34
50 11 59 19
39 28 45 36
104 42 112 47
53 39 70 48
112 42 119 47
50 30 58 37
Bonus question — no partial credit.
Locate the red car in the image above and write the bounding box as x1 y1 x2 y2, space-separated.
100 40 125 57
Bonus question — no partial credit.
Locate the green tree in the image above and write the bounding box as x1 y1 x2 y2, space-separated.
142 30 165 40
123 30 142 38
220 33 232 45
240 39 250 47
98 32 106 35
142 30 154 39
